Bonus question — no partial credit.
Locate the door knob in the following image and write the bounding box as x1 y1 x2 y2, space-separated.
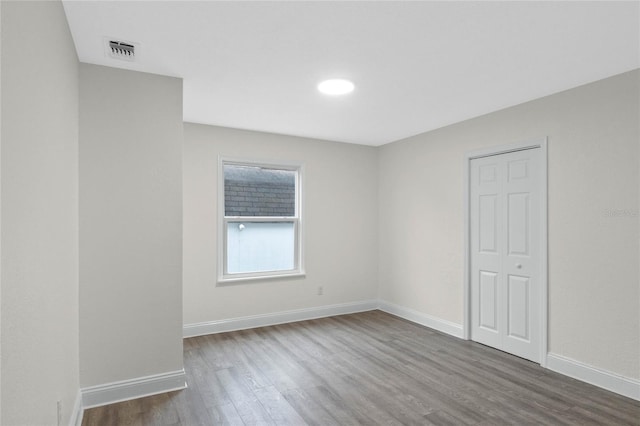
516 264 522 269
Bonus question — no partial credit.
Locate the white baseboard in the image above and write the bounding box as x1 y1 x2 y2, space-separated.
183 300 379 338
81 369 187 409
70 389 83 426
546 353 640 401
378 300 464 339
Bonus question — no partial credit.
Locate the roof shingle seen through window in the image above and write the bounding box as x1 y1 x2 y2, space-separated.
224 165 295 217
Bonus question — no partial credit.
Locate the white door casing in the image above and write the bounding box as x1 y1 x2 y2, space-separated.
466 139 547 364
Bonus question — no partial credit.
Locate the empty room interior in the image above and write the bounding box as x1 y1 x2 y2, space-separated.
1 1 639 425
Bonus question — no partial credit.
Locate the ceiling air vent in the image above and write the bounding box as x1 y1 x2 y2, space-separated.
104 38 138 62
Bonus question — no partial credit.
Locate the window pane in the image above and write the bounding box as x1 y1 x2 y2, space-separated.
224 164 296 217
226 221 295 274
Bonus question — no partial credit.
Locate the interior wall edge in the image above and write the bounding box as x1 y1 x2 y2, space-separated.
377 300 464 338
546 353 640 402
183 299 379 338
80 369 187 410
70 390 83 426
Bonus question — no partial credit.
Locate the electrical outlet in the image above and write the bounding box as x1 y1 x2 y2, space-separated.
317 286 323 296
57 400 62 426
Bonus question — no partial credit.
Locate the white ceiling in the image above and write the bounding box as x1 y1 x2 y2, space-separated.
62 1 639 146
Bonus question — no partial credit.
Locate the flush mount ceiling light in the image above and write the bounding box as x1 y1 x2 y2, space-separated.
317 79 355 96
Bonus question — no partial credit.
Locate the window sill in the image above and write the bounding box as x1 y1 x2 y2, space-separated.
217 271 306 285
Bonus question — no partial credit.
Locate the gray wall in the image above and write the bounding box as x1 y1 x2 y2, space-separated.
183 123 379 324
378 70 639 380
79 64 184 387
1 3 3 420
1 1 79 424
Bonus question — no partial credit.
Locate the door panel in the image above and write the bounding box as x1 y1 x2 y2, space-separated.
507 159 529 181
479 164 498 183
479 271 498 331
507 275 529 340
470 148 540 362
479 195 498 253
507 193 530 256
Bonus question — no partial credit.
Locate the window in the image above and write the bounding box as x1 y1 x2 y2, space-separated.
219 159 303 282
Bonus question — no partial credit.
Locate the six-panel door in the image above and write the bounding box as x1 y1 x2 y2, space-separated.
470 148 540 362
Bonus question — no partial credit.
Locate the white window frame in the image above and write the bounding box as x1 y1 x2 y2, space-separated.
217 157 305 284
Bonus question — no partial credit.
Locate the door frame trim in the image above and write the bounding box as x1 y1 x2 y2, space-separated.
463 137 548 367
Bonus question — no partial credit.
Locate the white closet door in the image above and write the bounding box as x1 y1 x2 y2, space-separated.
470 148 540 362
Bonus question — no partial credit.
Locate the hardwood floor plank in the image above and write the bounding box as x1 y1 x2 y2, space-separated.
299 385 370 425
280 387 340 426
297 359 405 425
237 337 302 392
209 402 245 425
83 311 640 426
253 385 307 425
215 367 274 425
168 386 214 426
399 346 573 423
184 346 233 407
254 331 325 390
81 405 107 426
140 393 180 426
227 333 275 390
424 409 475 426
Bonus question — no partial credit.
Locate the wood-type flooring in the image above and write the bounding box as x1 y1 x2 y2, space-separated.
82 310 640 425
